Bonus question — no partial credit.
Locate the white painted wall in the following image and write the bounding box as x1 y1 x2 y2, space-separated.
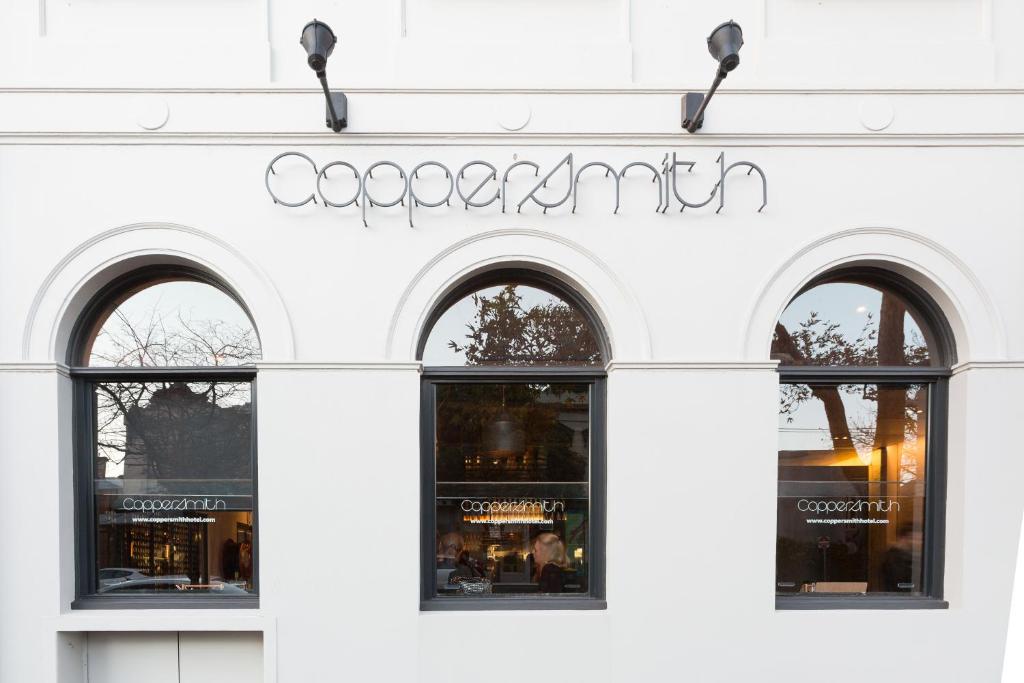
2 1 1024 682
3 0 1024 88
76 632 263 683
1004 511 1024 682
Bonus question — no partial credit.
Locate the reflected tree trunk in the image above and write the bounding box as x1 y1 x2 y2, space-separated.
774 323 853 447
870 294 909 588
774 288 926 591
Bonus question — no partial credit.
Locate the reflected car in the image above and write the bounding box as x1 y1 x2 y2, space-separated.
98 568 150 587
97 576 192 593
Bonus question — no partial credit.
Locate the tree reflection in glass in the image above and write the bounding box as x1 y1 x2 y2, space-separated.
85 279 260 596
777 384 927 594
86 280 260 368
94 381 255 594
429 281 598 599
87 280 260 479
423 283 602 366
774 280 937 595
772 281 933 367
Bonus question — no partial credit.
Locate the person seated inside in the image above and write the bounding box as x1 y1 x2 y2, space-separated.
438 532 486 587
436 532 463 590
532 532 567 593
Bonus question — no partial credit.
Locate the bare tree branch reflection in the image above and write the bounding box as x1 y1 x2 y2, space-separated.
92 301 260 479
774 293 928 458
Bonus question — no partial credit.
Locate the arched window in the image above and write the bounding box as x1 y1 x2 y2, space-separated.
771 268 952 608
70 267 260 608
419 270 607 610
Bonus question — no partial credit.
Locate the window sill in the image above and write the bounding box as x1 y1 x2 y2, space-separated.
50 609 270 635
71 595 259 610
421 597 607 612
776 595 948 610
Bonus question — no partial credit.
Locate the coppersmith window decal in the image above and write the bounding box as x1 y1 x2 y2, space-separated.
419 270 607 610
71 267 260 607
772 269 952 607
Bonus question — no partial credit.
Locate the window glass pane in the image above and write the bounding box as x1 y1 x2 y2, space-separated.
421 283 603 366
772 281 935 366
776 383 927 595
435 383 590 597
85 280 261 367
93 381 255 596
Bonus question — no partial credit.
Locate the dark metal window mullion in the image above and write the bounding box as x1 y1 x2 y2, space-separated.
249 375 260 596
589 377 607 601
421 367 606 382
922 378 948 599
75 379 98 599
69 366 257 382
420 380 438 604
777 366 950 384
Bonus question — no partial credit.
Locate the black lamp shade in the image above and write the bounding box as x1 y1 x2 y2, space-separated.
300 19 337 74
707 20 743 72
483 412 526 457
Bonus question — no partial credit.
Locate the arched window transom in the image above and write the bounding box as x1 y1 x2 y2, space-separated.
422 283 603 367
82 279 261 367
773 280 940 367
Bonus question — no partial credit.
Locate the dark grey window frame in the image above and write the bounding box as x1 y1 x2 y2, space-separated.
775 268 953 611
418 270 608 611
69 266 260 610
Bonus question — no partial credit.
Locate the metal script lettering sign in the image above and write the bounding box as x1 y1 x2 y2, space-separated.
266 151 767 226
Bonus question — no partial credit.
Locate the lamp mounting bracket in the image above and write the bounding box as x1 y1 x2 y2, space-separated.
325 92 348 132
682 92 706 132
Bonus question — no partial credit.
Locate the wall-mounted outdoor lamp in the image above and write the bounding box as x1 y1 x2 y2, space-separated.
300 19 347 132
682 20 744 133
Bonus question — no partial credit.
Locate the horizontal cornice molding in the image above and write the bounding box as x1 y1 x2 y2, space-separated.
606 361 780 372
255 361 422 372
4 90 1024 144
0 362 70 377
5 87 1024 95
5 134 1024 147
5 360 1020 375
951 361 1024 375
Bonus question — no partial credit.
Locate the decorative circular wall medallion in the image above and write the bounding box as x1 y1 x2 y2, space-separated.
496 97 532 132
136 98 170 131
858 97 895 132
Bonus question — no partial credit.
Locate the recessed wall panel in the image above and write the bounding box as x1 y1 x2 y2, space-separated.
178 632 264 683
765 0 985 41
86 632 179 683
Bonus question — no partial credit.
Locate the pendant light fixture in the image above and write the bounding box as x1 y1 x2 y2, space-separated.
482 386 525 458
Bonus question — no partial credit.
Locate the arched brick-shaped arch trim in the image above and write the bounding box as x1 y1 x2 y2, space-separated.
386 228 651 363
22 222 294 363
743 227 1005 364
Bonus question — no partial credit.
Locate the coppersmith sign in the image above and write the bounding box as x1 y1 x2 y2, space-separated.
265 151 767 227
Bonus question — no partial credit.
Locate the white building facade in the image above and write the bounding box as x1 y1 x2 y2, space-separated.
2 1 1024 682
